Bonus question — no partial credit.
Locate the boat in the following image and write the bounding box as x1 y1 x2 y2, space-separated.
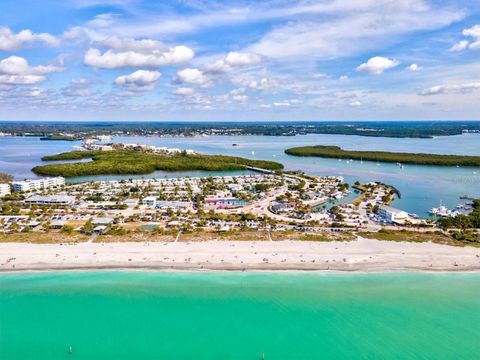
430 202 460 217
232 143 238 146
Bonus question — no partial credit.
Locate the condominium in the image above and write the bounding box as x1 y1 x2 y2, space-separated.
12 177 65 192
0 183 11 196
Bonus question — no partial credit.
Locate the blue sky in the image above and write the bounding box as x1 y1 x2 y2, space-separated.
0 0 480 121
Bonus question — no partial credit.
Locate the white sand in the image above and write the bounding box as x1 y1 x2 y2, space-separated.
1 237 480 272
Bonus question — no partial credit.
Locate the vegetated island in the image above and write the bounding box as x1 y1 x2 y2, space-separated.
32 150 283 177
285 145 480 167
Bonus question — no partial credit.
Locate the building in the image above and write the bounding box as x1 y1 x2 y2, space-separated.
25 194 75 205
377 205 409 223
204 197 247 208
12 177 65 192
156 201 190 210
0 183 11 197
142 196 157 207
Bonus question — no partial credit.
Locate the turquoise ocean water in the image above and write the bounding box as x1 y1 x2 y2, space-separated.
1 271 479 359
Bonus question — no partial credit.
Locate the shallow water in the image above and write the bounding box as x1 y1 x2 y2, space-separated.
0 271 479 360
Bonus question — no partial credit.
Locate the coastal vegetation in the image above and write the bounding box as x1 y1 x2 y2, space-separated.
32 150 284 177
438 199 480 243
285 145 480 167
0 172 13 183
357 229 477 247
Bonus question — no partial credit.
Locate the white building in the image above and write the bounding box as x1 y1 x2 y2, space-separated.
25 194 75 205
142 196 157 207
12 177 65 192
0 183 11 196
377 205 409 223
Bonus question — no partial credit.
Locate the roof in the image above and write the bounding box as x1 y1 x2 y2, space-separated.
91 217 114 224
378 205 407 214
51 220 67 227
26 194 75 202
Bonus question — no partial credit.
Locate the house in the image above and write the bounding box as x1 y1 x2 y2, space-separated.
156 201 190 210
91 217 114 225
227 184 243 192
50 220 67 229
271 202 293 214
0 183 11 196
142 196 157 207
122 199 139 208
93 225 108 234
204 197 247 208
377 205 409 223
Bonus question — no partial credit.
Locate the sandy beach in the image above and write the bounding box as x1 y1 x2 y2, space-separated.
1 236 480 272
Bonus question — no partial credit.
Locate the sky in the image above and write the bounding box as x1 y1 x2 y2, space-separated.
0 0 479 122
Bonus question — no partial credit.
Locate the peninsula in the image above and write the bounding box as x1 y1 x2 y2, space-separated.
32 150 283 177
285 145 480 167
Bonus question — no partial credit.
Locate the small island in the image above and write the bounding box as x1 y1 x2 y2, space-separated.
33 150 283 177
285 145 480 167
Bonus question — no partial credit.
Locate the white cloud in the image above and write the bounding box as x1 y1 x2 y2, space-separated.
356 56 399 75
449 40 469 52
87 13 119 28
84 44 194 68
450 24 480 52
273 101 291 107
0 56 63 85
313 73 328 79
248 78 276 91
420 82 480 96
114 70 161 92
232 94 248 103
101 35 166 52
247 1 464 60
407 63 421 71
339 75 349 81
173 87 196 96
204 51 261 74
224 52 261 66
349 100 362 107
0 75 46 85
0 27 59 51
175 68 208 85
463 24 480 49
62 78 94 97
229 87 245 95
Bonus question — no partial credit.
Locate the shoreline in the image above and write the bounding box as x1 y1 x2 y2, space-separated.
2 237 480 273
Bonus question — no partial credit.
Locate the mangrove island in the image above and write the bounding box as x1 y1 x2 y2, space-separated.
33 150 283 177
285 145 480 167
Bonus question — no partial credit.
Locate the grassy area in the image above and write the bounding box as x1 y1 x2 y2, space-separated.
33 150 284 177
357 229 480 247
0 232 89 244
285 145 480 167
271 230 355 242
